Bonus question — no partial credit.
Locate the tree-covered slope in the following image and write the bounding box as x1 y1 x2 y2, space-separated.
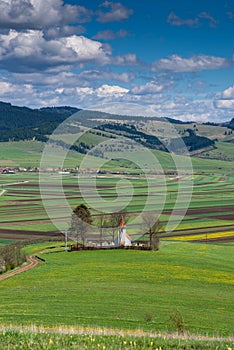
0 102 79 130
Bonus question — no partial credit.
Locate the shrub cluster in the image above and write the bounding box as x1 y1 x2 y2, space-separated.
0 243 26 274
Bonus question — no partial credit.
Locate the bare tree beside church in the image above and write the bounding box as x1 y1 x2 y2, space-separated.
142 212 163 250
96 213 108 246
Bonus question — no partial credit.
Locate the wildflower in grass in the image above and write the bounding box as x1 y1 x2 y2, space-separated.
49 338 53 344
150 341 154 347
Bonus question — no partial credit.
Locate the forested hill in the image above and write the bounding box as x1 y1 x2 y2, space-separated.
0 102 80 130
227 118 234 130
0 102 81 142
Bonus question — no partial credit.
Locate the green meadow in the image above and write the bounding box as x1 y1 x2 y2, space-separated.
199 141 234 161
0 242 233 336
0 139 234 172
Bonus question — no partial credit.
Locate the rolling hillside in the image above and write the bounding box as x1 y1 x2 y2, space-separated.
0 101 233 160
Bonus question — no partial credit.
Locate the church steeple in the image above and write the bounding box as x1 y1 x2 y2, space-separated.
119 216 126 228
118 216 131 246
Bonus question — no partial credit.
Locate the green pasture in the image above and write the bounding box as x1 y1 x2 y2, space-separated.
142 119 234 144
0 238 16 246
199 141 234 161
174 123 234 141
0 141 139 172
1 140 234 175
51 130 109 146
0 242 233 336
0 141 101 169
104 147 234 174
0 141 44 167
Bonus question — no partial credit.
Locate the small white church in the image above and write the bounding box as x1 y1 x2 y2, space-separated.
118 216 132 246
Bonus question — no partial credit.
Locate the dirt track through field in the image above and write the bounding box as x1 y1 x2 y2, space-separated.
0 189 6 196
0 255 39 282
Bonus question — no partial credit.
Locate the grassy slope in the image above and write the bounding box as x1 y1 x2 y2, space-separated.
0 141 83 168
174 123 234 141
0 139 234 174
140 120 234 141
199 141 234 161
51 131 109 146
0 141 138 171
0 243 233 335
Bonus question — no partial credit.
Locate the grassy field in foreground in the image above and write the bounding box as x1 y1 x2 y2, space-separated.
0 242 233 336
0 328 233 350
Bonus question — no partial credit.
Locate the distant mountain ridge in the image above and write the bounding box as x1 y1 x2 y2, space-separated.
0 100 233 130
0 100 231 155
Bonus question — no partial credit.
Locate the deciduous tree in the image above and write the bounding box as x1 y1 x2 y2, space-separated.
142 212 163 250
69 204 92 246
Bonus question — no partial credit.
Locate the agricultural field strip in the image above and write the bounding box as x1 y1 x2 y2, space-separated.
165 231 234 241
0 180 30 187
166 224 234 234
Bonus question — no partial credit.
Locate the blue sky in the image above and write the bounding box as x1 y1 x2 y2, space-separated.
0 0 233 121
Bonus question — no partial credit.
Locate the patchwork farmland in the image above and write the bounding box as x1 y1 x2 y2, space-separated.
0 172 233 244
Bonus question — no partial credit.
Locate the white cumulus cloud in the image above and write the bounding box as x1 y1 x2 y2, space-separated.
0 30 109 72
76 84 129 98
152 54 229 73
214 86 234 110
222 86 234 99
0 80 16 94
97 1 133 23
131 82 164 95
96 84 129 97
111 53 140 66
0 0 92 30
214 99 234 109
